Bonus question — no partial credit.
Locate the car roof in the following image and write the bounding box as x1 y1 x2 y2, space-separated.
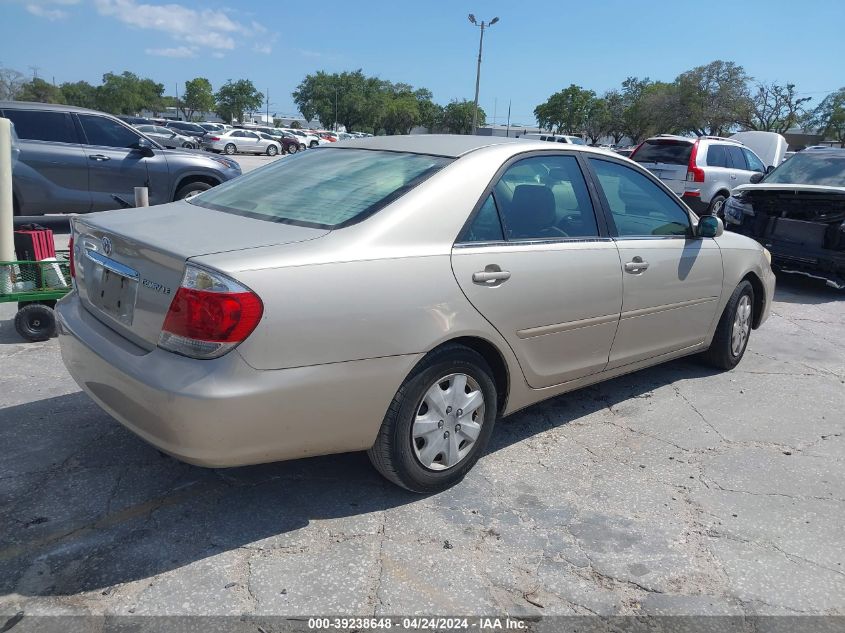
0 100 114 116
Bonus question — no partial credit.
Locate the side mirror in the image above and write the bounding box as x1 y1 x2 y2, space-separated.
697 215 724 238
750 172 765 184
131 137 155 157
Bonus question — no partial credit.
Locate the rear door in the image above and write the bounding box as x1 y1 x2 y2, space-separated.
586 156 723 368
3 108 91 214
631 139 693 196
451 152 623 388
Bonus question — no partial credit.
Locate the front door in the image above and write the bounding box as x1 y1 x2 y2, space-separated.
76 113 153 211
451 154 623 389
585 156 724 369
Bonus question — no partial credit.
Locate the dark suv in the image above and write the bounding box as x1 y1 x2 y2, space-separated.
2 101 241 215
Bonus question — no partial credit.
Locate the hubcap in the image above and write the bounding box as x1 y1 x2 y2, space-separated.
411 373 485 471
731 295 752 356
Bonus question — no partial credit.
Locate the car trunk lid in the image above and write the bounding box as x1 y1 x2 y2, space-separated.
72 200 328 349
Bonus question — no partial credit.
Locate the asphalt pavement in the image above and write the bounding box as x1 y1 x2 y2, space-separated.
0 271 843 620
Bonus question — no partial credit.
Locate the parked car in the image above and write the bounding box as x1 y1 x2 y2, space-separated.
257 131 298 154
57 135 774 492
117 115 155 126
164 120 207 142
521 133 587 145
135 124 198 149
614 147 635 158
724 148 845 289
198 122 225 133
1 101 241 215
202 129 282 155
286 129 326 147
631 135 768 216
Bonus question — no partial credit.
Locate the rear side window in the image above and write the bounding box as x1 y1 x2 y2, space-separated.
726 145 747 170
78 114 142 148
462 195 505 242
706 145 728 168
3 109 77 144
633 140 693 165
190 148 452 229
589 158 690 237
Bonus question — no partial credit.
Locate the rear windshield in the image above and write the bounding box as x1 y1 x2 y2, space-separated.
633 140 693 165
764 152 845 187
189 148 452 229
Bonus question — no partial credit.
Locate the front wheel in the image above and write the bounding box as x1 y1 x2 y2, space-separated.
287 143 298 155
310 140 318 148
708 194 727 217
367 344 497 493
701 280 754 370
266 144 278 156
175 181 212 200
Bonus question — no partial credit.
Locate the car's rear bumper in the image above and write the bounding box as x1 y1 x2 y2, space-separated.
56 292 422 467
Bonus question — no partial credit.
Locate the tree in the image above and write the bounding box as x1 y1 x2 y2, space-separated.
96 71 164 115
620 77 682 143
674 60 751 136
583 97 610 144
805 88 845 147
0 66 25 100
604 90 627 144
534 85 595 135
17 77 65 104
180 77 215 121
441 99 485 134
215 79 263 123
60 80 98 109
289 120 302 129
741 82 811 133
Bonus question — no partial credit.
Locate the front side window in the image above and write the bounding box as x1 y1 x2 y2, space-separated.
491 155 599 240
3 109 77 144
589 158 691 237
743 148 765 172
190 148 451 228
78 114 142 148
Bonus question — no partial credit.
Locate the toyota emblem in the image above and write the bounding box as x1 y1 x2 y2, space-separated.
102 236 112 256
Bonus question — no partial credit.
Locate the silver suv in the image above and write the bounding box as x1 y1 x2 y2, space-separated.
631 135 767 216
2 101 241 215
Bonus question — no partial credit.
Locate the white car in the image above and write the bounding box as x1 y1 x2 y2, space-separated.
202 129 282 156
283 129 323 148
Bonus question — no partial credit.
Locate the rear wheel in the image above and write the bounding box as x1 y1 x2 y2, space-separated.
14 304 56 342
708 194 727 217
367 345 497 493
701 280 754 370
223 143 236 155
310 140 318 148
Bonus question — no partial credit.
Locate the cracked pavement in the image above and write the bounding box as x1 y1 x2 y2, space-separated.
0 274 843 618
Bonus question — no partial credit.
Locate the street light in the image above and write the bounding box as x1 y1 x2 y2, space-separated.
468 13 499 135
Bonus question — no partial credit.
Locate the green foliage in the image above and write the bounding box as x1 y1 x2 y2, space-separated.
95 71 165 115
17 78 65 104
583 97 610 144
215 79 263 123
742 82 810 134
806 88 845 145
181 77 215 121
440 100 485 135
534 84 595 135
60 80 98 109
603 90 627 144
288 120 302 129
674 60 751 135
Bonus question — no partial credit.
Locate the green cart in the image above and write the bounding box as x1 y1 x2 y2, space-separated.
0 250 71 342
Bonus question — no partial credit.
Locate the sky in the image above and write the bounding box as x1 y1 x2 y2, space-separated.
1 0 843 125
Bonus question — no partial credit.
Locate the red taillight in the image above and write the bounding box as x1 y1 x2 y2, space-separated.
209 136 221 141
686 140 705 182
159 265 263 359
162 287 262 343
628 142 644 159
68 235 76 279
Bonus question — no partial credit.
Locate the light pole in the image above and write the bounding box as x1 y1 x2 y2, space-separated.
468 13 498 135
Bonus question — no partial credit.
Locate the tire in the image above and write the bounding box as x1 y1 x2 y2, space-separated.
707 194 727 217
367 344 498 493
299 144 306 151
14 303 56 342
701 280 754 370
174 181 213 200
223 143 237 155
266 144 278 156
287 143 298 155
310 140 318 148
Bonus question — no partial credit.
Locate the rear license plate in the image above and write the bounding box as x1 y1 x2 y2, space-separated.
89 260 138 325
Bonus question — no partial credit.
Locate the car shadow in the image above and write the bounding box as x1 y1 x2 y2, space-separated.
0 355 722 598
772 272 844 305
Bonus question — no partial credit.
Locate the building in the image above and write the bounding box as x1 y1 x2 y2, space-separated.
476 124 543 138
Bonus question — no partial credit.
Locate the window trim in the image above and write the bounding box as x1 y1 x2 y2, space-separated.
454 149 611 247
582 154 696 240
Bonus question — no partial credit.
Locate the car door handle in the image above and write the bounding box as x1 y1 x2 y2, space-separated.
89 154 110 161
624 258 649 274
730 174 737 179
472 268 511 284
